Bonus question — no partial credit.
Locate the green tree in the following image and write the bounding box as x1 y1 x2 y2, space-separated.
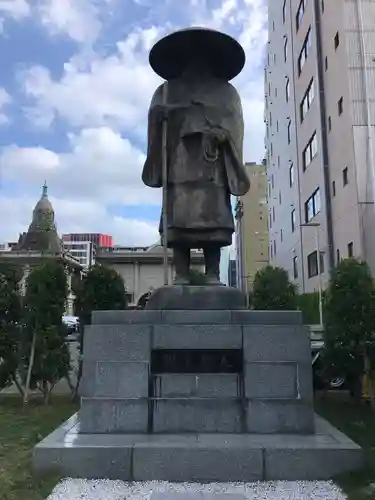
73 264 127 395
252 265 298 310
23 260 69 404
0 263 22 391
322 258 375 407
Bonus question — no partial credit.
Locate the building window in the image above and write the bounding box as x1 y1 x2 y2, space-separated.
325 56 328 71
273 240 277 255
287 120 292 143
296 0 306 31
272 206 275 221
300 79 315 122
336 248 340 263
332 180 336 197
305 188 321 222
283 0 287 23
284 37 288 62
281 229 283 242
270 244 273 259
321 0 324 12
279 190 282 204
293 256 298 279
328 116 331 131
298 28 312 75
291 209 296 232
286 78 290 102
343 166 349 186
334 32 340 50
338 97 343 115
307 250 325 278
289 163 294 186
348 242 354 257
302 131 318 170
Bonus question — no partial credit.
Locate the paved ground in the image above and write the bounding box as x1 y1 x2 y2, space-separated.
47 480 347 500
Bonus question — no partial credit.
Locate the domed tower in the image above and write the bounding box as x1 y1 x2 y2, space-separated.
16 182 63 253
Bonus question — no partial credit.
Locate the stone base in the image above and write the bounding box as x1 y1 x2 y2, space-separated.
145 286 247 310
33 413 363 481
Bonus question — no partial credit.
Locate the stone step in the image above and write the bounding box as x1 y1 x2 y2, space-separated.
79 397 245 434
34 413 363 481
79 397 314 434
91 309 303 326
83 323 310 362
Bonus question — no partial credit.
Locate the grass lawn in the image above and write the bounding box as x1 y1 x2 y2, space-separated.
0 391 373 500
316 392 375 500
0 394 78 500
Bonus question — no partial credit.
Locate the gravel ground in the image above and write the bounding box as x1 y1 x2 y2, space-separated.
47 479 347 500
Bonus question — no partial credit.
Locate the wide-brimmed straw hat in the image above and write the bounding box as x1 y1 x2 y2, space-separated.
149 27 245 81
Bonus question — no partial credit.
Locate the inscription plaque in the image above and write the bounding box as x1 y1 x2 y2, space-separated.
151 349 243 374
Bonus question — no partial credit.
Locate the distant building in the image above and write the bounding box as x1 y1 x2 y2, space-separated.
235 161 269 293
0 183 83 315
228 259 237 288
96 244 205 307
63 239 95 268
62 233 113 268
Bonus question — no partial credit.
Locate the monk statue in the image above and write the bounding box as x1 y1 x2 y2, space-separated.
142 28 250 285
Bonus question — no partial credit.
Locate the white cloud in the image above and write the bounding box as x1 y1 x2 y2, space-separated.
37 0 102 43
0 126 160 205
0 87 11 124
0 0 30 20
19 27 163 131
0 194 158 245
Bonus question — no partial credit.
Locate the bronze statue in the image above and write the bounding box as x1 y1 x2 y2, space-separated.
142 28 250 285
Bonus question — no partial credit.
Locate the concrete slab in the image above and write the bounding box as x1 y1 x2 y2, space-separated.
33 413 363 481
153 325 242 350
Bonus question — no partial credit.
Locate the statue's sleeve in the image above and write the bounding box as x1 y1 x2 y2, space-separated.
142 84 164 188
222 85 250 197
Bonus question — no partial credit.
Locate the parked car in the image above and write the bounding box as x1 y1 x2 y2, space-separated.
62 316 80 341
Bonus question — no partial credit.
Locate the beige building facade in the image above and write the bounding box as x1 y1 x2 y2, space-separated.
235 161 269 293
266 0 375 292
96 244 205 307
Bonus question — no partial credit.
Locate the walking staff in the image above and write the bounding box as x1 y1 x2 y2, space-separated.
161 81 169 285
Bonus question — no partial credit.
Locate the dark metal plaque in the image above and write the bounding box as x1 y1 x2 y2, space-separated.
151 349 243 374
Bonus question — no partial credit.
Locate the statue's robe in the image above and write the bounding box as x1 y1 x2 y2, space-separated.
142 75 250 248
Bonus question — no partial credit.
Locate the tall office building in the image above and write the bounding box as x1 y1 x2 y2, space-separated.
265 0 375 293
62 233 113 268
235 161 269 293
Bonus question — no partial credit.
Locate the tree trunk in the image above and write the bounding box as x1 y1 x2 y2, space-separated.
23 329 37 407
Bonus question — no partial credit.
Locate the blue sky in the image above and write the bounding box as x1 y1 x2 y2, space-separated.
0 0 267 245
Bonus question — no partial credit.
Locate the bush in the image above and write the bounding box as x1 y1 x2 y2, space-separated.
0 264 22 390
252 265 297 310
73 264 127 394
322 258 375 405
297 292 322 324
188 269 207 285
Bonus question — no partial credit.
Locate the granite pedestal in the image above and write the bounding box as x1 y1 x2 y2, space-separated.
33 307 363 481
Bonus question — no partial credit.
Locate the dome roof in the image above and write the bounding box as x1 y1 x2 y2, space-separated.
15 182 62 253
33 182 54 214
